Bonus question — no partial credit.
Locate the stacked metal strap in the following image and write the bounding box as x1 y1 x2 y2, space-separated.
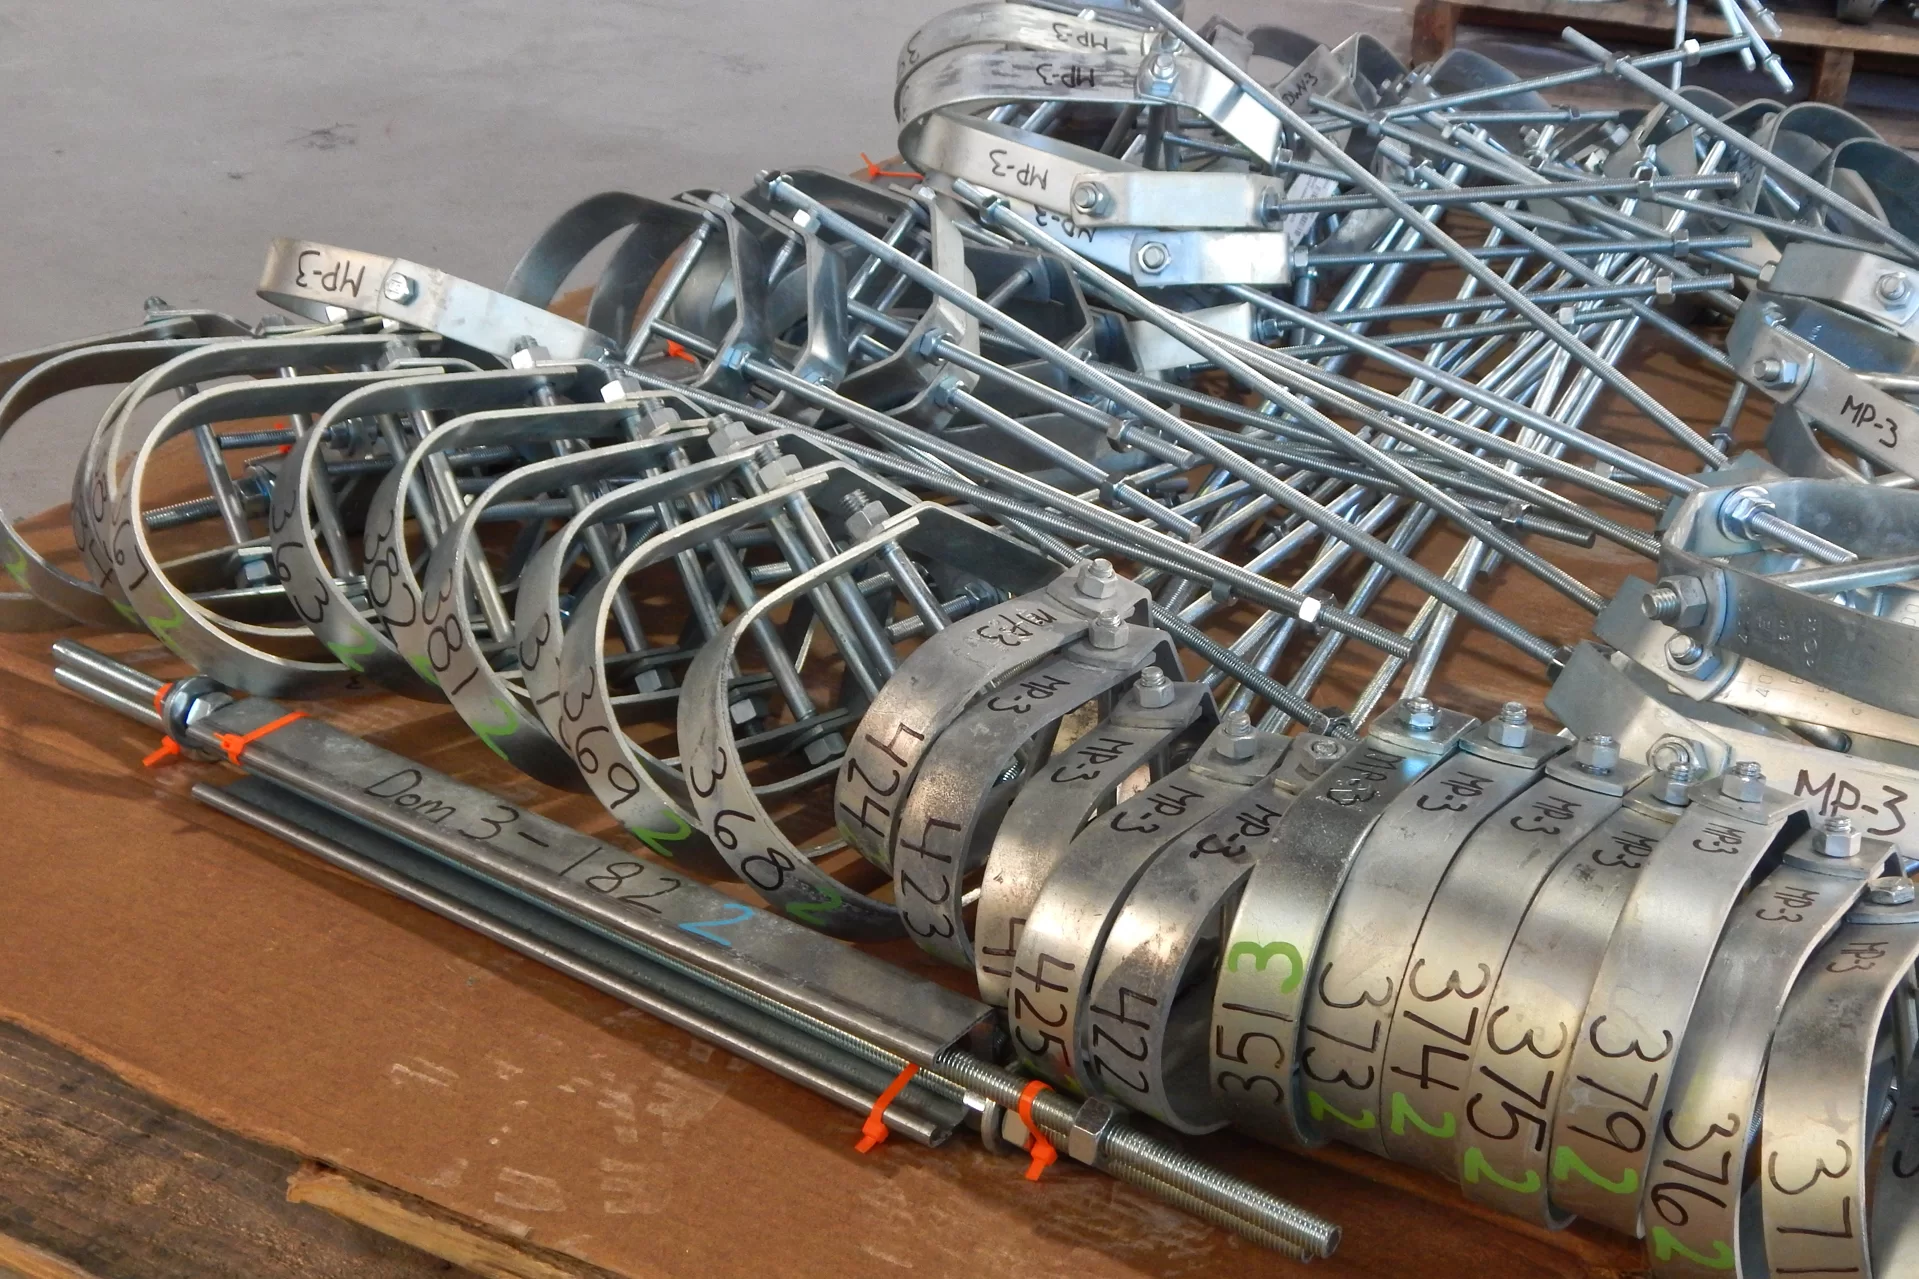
12 3 1919 1272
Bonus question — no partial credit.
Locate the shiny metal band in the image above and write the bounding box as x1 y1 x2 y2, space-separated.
1208 702 1476 1149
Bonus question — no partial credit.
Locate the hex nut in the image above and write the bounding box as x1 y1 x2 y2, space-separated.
382 271 418 305
1067 1096 1121 1166
1215 711 1257 761
1089 610 1127 651
1642 574 1711 630
1401 697 1438 734
1136 242 1172 274
1134 667 1175 709
1653 763 1695 806
1867 875 1916 906
1076 558 1119 600
1488 701 1531 748
1575 734 1620 774
1720 760 1767 803
1818 815 1863 859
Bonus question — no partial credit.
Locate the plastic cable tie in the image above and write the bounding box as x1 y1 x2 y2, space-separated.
854 1062 921 1154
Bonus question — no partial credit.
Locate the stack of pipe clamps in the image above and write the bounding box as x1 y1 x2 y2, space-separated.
10 1 1919 1270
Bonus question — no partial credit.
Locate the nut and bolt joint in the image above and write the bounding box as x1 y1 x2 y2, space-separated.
1752 357 1801 388
1718 486 1776 541
842 488 889 540
1401 697 1439 734
1133 666 1175 708
1136 241 1172 275
1308 738 1345 760
1071 182 1112 218
1721 759 1767 802
1665 633 1707 670
1867 875 1916 906
1216 711 1258 761
382 271 418 305
1641 575 1710 629
1877 271 1912 305
1575 733 1620 774
1076 557 1119 600
1089 609 1127 651
1488 701 1532 748
1654 762 1696 805
1818 815 1864 858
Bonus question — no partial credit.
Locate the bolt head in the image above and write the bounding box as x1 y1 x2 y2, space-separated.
1136 241 1172 275
1256 187 1286 227
1071 182 1111 218
1877 271 1911 305
1489 702 1532 748
382 271 417 305
1819 815 1864 858
1665 633 1707 670
1401 697 1439 734
1134 667 1175 708
1751 357 1801 389
1216 711 1257 761
1075 558 1119 600
1575 734 1620 774
1089 609 1127 651
1721 760 1767 802
1867 875 1916 906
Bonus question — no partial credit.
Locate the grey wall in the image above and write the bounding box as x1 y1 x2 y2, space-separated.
0 0 1403 512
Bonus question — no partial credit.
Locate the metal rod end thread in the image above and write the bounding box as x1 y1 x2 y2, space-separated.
1641 583 1683 622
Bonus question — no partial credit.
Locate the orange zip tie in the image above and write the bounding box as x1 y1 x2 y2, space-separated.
854 1062 920 1154
860 153 924 182
1017 1080 1058 1181
143 683 182 766
145 708 307 770
663 340 698 364
212 710 308 765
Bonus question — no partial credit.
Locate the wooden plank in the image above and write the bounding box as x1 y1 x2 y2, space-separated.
1440 0 1919 57
0 1020 460 1279
1814 47 1858 103
286 1168 621 1279
1412 0 1463 64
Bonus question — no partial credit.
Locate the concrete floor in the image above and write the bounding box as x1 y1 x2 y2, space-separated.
0 0 1409 515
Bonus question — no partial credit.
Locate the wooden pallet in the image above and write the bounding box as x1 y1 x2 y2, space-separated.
1411 0 1919 105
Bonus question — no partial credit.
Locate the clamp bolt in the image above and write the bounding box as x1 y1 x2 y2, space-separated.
1654 761 1695 805
1640 574 1710 628
382 271 417 305
1071 182 1112 218
1867 875 1916 906
1136 241 1172 275
1819 815 1864 858
1665 633 1707 669
1089 609 1127 651
1402 697 1439 734
1134 666 1175 708
1076 557 1119 600
1575 733 1619 774
1216 711 1257 761
1488 701 1532 748
1721 759 1767 802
